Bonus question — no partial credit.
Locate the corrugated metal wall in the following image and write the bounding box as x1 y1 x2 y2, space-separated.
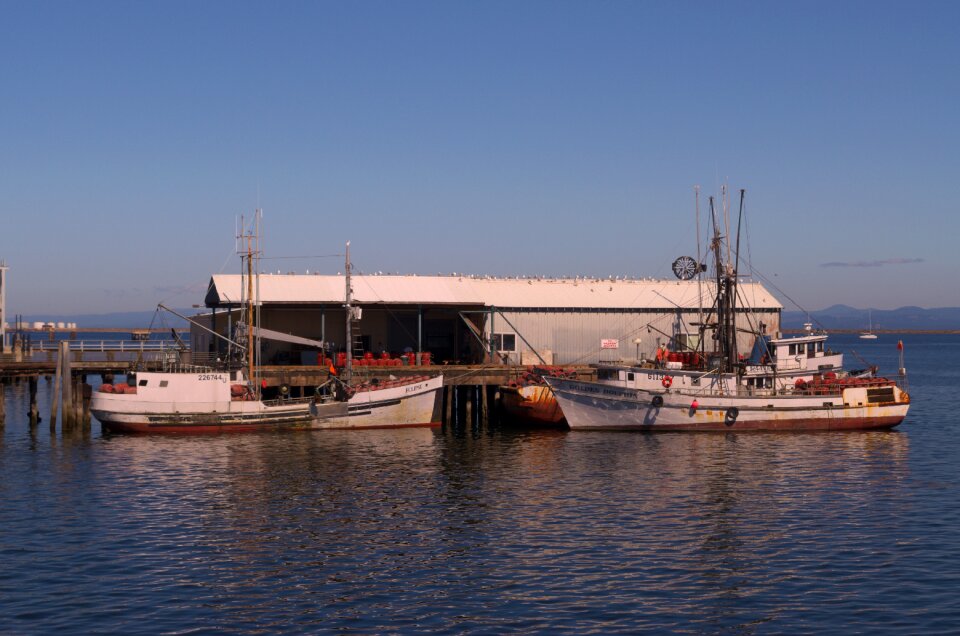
489 308 780 365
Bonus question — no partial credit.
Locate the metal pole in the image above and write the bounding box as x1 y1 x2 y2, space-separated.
344 241 353 383
417 304 423 358
489 306 496 362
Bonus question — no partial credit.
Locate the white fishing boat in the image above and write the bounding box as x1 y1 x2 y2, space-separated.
91 368 443 434
91 212 443 434
545 190 910 432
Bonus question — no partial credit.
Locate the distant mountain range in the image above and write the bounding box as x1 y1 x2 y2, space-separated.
14 309 194 329
782 305 960 331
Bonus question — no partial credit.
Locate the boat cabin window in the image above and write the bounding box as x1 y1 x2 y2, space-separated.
231 372 238 381
746 377 773 389
159 380 168 388
627 372 635 381
138 379 148 387
597 368 619 381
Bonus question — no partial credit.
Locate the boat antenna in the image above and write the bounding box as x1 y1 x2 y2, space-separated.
723 183 732 267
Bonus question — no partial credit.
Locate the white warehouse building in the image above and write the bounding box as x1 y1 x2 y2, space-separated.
196 274 782 367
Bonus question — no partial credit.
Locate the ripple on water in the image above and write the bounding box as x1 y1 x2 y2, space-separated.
1 347 960 633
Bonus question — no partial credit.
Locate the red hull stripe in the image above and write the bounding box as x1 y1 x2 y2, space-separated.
100 421 442 435
574 415 905 432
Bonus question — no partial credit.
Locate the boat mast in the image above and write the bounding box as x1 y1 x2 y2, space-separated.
238 210 261 391
344 241 353 383
708 195 739 373
694 185 704 355
246 225 254 383
729 189 745 367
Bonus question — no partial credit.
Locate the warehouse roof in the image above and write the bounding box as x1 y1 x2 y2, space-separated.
206 274 782 311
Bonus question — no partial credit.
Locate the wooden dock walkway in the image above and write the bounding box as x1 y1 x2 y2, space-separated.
0 344 595 432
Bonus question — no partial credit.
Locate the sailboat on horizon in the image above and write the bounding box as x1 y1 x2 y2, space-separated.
860 310 878 340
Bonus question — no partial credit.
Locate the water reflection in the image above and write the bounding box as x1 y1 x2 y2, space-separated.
0 372 942 633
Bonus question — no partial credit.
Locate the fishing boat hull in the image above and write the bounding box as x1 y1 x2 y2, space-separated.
499 384 567 427
545 377 909 432
92 373 444 434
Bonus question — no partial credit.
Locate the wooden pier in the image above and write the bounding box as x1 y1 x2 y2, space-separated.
0 345 595 431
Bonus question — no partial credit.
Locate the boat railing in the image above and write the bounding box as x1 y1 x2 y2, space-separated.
678 384 846 399
261 396 314 407
187 352 225 368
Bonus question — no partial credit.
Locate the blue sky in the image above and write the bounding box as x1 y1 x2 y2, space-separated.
2 1 958 315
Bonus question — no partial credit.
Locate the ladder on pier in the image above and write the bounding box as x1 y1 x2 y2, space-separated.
350 310 364 359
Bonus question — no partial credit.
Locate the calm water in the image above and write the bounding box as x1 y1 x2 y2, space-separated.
1 334 958 633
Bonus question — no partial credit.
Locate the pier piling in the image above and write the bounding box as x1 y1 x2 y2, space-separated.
61 342 74 430
28 375 38 426
81 380 91 428
50 349 62 432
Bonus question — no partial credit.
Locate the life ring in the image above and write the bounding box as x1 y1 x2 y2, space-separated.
651 395 664 408
725 407 739 423
661 376 673 389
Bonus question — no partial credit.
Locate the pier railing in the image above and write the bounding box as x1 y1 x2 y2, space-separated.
32 340 189 353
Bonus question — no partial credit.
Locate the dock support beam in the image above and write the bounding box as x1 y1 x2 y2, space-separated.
81 376 91 429
29 375 38 426
51 350 62 432
61 341 74 430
